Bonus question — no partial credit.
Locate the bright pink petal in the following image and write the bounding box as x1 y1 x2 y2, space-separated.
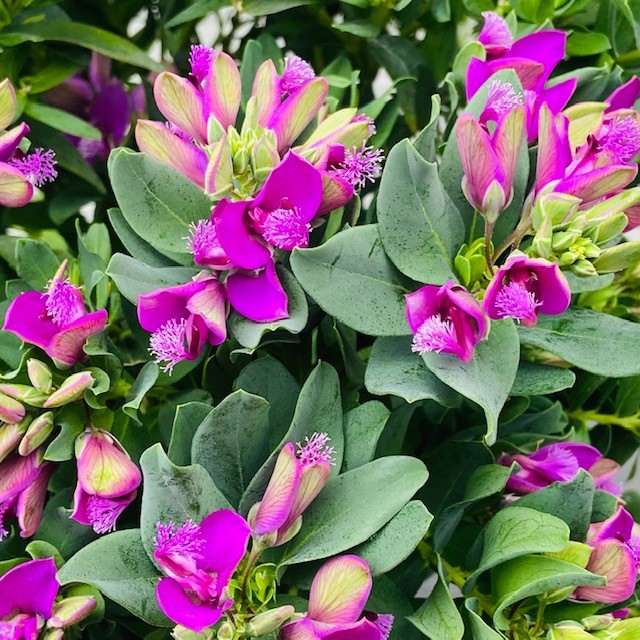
3 291 56 349
404 285 441 333
70 484 92 526
0 162 33 208
493 106 525 194
186 279 228 345
153 72 206 143
213 200 271 270
319 172 354 214
253 152 323 223
253 59 281 126
589 507 635 544
16 464 52 538
269 78 329 152
0 123 29 162
204 53 241 130
136 120 207 188
198 509 251 584
536 106 572 189
48 309 108 366
606 76 640 112
157 577 225 632
555 165 638 203
309 556 372 624
0 558 58 619
226 261 288 323
323 617 387 640
281 618 320 640
137 280 207 332
506 30 567 88
575 540 636 603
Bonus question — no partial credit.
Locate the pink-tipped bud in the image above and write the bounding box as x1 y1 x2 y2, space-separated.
27 359 53 393
0 383 49 407
18 411 54 456
246 605 295 637
0 392 25 424
0 420 28 463
48 596 97 629
43 372 94 408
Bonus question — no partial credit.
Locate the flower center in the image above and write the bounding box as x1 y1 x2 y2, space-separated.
148 318 190 374
600 115 640 165
493 281 541 323
261 207 311 251
154 519 205 559
86 496 127 535
411 315 459 355
296 433 335 467
279 54 315 94
44 278 84 328
189 44 216 84
186 219 220 263
329 144 384 190
486 80 524 119
10 148 58 187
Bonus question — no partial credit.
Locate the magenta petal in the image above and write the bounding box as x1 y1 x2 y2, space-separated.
536 107 572 188
543 79 578 116
186 279 228 345
319 172 354 214
198 510 251 584
3 291 56 349
137 281 206 332
404 285 441 333
506 31 567 88
226 261 289 323
89 53 111 91
156 577 225 632
0 558 58 619
606 76 640 112
557 443 601 470
48 309 108 366
555 165 638 202
323 618 384 640
214 200 271 270
528 260 571 315
0 123 30 162
253 152 323 223
590 507 635 544
281 618 319 640
70 484 92 526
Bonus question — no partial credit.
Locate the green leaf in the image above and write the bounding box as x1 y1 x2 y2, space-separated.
239 362 344 514
518 308 640 377
108 149 212 262
342 401 389 472
166 0 226 27
192 390 271 508
409 557 464 640
333 20 381 38
24 101 101 140
512 471 594 542
139 444 231 559
228 266 308 349
122 362 159 423
291 225 410 336
57 529 170 627
464 599 505 639
423 320 519 444
106 253 199 305
566 31 612 56
466 507 570 589
235 357 301 451
510 0 554 22
365 336 459 405
377 138 463 283
413 94 442 163
492 555 605 630
511 362 576 396
352 500 433 576
242 0 317 16
15 239 59 290
168 402 213 466
44 405 85 462
0 20 162 72
280 456 428 565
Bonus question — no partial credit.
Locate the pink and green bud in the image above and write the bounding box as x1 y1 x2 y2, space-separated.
0 78 17 130
245 605 295 637
27 359 53 394
43 371 94 408
250 433 334 546
0 392 26 424
47 596 97 628
0 420 28 463
0 383 49 407
484 253 571 327
71 428 142 534
19 412 54 456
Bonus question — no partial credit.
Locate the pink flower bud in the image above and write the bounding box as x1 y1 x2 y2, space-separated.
0 392 25 424
18 412 54 457
27 359 53 394
48 596 97 628
43 372 94 408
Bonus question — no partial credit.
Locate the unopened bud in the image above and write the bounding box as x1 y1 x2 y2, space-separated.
207 115 225 144
593 212 628 244
571 258 598 277
217 621 235 640
232 147 248 175
0 420 28 462
44 372 94 408
19 412 54 456
27 359 53 394
251 137 279 177
531 217 553 259
581 614 614 631
275 515 302 546
48 596 97 629
42 630 64 640
552 231 581 253
0 383 49 407
0 392 25 424
172 626 214 640
245 605 295 637
594 242 640 274
547 622 592 639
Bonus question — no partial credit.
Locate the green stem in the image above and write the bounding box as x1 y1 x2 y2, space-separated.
468 210 479 246
484 217 495 274
567 408 640 432
241 542 264 592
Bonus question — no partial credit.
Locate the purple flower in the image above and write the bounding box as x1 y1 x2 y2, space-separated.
44 53 142 162
327 143 384 191
281 555 393 640
249 433 334 546
137 275 227 373
606 75 640 113
0 558 59 637
455 105 526 220
153 510 251 632
0 451 52 541
3 261 108 368
498 442 621 496
405 281 489 363
71 428 142 534
575 507 640 603
471 13 576 141
484 253 571 327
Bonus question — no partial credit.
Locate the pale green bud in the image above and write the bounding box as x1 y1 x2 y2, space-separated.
217 621 235 640
48 595 97 628
245 605 295 637
592 212 628 244
0 392 25 424
241 97 259 136
207 115 226 144
594 242 640 274
43 372 94 408
0 383 49 407
571 259 598 277
581 615 614 631
27 359 53 394
0 419 28 462
172 626 214 640
19 411 54 456
532 217 554 259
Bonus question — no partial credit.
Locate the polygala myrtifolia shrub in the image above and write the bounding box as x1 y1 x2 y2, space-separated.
1 0 640 639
